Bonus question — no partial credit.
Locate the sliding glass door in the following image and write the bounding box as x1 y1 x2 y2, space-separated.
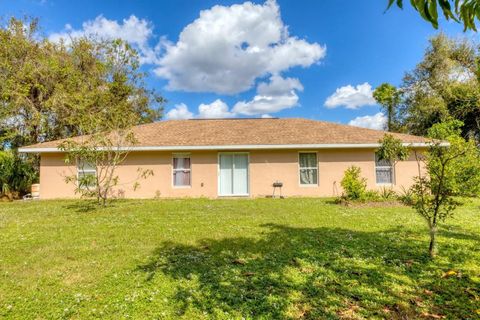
218 153 249 196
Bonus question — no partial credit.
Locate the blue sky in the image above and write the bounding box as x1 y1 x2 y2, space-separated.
1 0 468 129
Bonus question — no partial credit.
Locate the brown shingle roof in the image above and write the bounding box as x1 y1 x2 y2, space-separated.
21 118 428 150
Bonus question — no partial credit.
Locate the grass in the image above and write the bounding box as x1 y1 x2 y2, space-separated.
0 198 479 319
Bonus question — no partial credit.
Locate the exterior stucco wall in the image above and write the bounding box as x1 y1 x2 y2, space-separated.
38 149 422 199
39 153 78 199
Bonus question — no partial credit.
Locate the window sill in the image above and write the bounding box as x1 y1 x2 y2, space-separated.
300 184 318 187
218 194 250 197
173 185 192 189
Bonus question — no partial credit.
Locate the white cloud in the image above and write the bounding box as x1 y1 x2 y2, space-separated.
49 1 323 116
232 75 303 115
49 15 158 64
198 99 235 118
154 0 325 94
257 74 303 96
165 103 194 120
168 75 302 119
325 82 376 109
261 114 273 118
348 112 386 131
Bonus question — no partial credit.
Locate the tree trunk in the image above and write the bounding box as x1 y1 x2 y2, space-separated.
429 227 437 258
387 103 393 132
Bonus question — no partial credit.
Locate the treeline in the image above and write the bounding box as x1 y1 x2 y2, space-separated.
374 34 480 141
0 18 164 198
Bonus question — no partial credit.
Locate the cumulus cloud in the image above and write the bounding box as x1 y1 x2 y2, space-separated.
232 75 303 115
198 99 235 118
154 0 325 94
325 82 376 109
165 103 194 120
348 112 386 130
167 74 303 119
50 1 324 116
49 15 159 64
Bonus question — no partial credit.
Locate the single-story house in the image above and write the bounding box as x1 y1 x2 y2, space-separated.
19 118 429 199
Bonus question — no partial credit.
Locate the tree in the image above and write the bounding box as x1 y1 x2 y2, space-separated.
59 130 153 206
377 134 410 184
387 0 480 31
407 120 480 257
373 83 401 132
0 17 164 196
0 18 164 148
58 37 162 206
398 34 480 140
66 38 165 135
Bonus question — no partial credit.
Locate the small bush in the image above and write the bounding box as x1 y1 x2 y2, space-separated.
364 190 381 201
0 150 37 198
340 166 367 201
339 168 400 204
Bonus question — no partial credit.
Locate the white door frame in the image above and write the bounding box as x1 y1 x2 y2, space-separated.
217 152 250 197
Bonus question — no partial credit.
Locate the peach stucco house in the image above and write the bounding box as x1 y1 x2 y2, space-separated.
19 118 428 199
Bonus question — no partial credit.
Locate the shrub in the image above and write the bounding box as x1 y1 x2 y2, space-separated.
378 187 397 201
0 150 37 198
398 186 414 205
364 190 381 201
0 151 15 195
340 166 367 201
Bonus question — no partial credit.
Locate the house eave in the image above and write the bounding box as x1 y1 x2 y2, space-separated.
18 142 441 153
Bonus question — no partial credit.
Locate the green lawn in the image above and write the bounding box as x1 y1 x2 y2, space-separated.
0 198 479 319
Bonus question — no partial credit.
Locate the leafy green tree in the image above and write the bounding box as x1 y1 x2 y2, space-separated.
399 34 480 139
67 38 165 135
0 17 164 195
0 18 164 147
408 119 480 257
377 134 410 184
387 0 480 31
55 39 161 206
373 83 401 132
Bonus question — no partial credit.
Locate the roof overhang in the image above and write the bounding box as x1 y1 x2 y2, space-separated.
18 142 443 153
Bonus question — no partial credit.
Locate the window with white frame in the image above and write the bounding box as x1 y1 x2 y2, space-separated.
173 154 191 187
375 153 393 184
77 159 96 189
299 152 318 185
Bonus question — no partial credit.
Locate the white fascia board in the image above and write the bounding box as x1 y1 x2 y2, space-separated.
18 142 442 153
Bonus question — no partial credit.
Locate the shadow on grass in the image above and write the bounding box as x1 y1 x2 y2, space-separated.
63 200 100 213
441 225 480 242
136 224 479 319
63 199 124 213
